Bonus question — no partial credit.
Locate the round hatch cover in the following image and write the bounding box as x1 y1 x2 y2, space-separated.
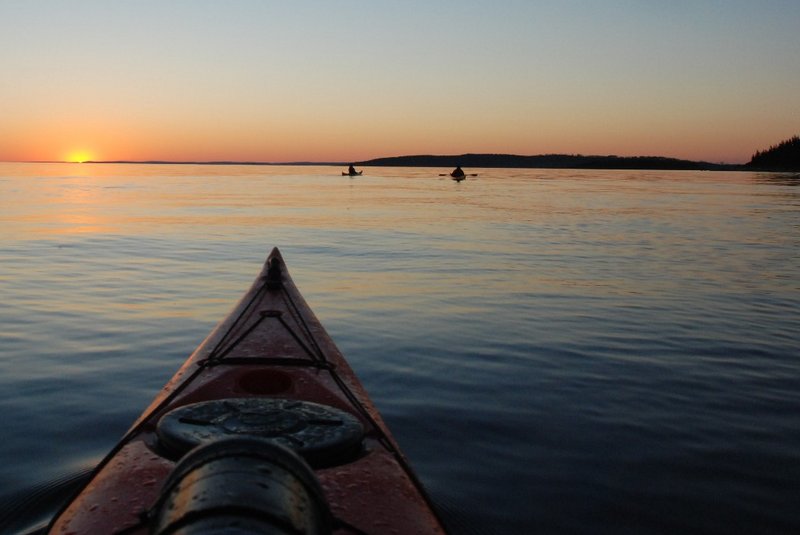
157 398 364 466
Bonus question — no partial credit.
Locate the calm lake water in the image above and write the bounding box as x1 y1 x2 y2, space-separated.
0 163 798 534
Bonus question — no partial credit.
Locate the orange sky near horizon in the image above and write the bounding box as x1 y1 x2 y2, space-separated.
1 2 798 165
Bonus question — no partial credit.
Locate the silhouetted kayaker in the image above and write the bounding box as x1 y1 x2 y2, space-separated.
348 165 357 175
451 166 465 178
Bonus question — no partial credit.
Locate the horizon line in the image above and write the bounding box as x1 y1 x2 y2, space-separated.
2 160 348 166
1 150 744 166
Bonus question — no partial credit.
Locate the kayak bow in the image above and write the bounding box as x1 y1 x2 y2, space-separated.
49 248 446 534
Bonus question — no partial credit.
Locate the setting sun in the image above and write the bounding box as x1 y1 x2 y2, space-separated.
67 151 93 163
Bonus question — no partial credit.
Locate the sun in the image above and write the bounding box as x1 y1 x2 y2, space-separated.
67 150 93 163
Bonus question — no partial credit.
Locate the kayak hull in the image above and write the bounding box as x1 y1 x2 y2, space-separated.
49 248 446 534
342 171 363 176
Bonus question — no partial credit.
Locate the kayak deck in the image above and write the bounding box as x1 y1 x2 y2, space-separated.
49 248 445 534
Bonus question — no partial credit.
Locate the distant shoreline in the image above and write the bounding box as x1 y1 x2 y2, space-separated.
16 160 346 167
7 153 795 172
356 153 744 171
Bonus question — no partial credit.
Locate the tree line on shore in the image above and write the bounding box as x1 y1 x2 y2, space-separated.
357 135 800 172
747 135 800 170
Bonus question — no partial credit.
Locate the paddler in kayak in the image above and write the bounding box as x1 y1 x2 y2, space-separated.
451 166 465 179
348 164 358 175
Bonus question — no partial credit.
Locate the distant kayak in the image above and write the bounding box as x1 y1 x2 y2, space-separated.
48 248 447 534
343 171 363 176
439 172 478 180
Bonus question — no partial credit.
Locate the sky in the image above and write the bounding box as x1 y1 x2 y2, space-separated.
0 1 798 164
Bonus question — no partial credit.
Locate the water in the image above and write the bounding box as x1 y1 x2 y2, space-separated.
0 163 798 534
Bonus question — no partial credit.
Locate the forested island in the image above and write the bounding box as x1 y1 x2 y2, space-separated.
357 136 799 171
356 154 736 171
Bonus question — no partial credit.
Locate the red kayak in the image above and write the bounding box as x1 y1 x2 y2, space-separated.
49 248 446 534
